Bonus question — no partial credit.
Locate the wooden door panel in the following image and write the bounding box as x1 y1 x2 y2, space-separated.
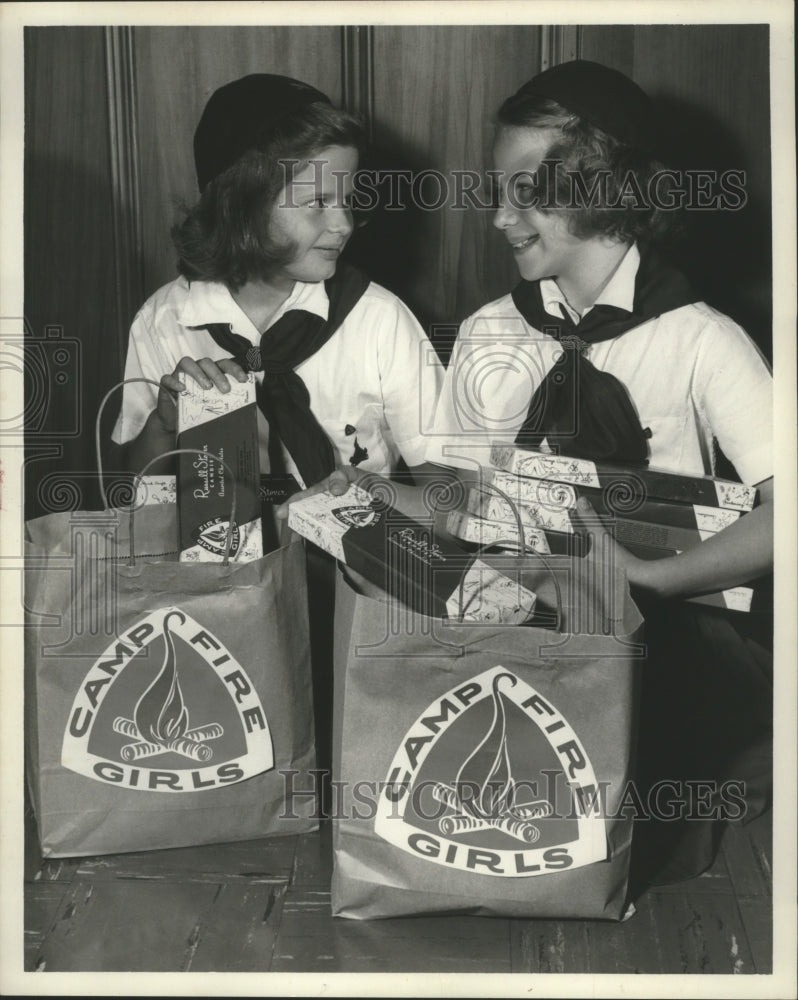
367 25 543 329
24 27 119 516
133 26 343 299
580 24 771 357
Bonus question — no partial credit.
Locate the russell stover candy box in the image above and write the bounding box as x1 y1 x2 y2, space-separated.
490 444 757 512
447 509 583 556
468 478 755 613
135 472 301 554
136 474 300 509
470 476 575 533
453 505 714 559
288 485 537 624
598 495 741 533
464 496 755 613
479 468 743 535
488 476 744 533
176 375 263 562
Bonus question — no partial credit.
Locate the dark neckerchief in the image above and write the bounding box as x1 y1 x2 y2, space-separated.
512 244 696 464
201 262 370 486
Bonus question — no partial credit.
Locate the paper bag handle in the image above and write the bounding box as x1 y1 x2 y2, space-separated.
95 377 170 509
94 378 239 566
128 449 239 568
428 478 563 629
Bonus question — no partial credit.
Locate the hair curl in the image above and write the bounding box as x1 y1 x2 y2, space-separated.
171 103 366 290
496 93 679 245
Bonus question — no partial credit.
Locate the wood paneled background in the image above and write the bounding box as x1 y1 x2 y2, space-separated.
133 26 345 300
365 25 544 327
24 23 772 518
579 24 772 359
23 27 119 518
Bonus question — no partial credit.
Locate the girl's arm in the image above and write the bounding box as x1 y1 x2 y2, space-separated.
127 406 178 475
275 462 462 526
573 476 773 599
277 464 774 601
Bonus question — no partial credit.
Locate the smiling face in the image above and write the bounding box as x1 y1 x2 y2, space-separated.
492 127 612 306
267 144 358 284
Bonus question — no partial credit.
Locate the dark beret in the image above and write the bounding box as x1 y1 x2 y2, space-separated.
193 74 331 192
513 59 654 149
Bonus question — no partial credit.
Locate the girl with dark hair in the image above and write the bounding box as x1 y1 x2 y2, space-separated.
112 76 444 809
113 74 443 490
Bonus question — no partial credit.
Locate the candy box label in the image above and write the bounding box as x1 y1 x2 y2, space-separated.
176 376 263 562
288 487 536 624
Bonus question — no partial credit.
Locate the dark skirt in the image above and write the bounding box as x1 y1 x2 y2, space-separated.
629 582 773 889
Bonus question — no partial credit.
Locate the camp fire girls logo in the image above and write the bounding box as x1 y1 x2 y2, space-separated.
332 505 383 529
375 666 606 877
62 608 273 792
192 517 241 557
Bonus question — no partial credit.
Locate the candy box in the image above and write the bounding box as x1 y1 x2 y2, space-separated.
176 376 263 562
468 479 575 534
490 444 757 512
446 509 582 556
288 486 537 624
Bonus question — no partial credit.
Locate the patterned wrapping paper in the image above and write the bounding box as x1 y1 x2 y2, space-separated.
687 588 754 612
176 375 263 563
468 482 576 534
287 486 537 624
482 466 744 533
446 509 581 556
450 566 538 625
135 475 177 507
482 467 578 509
447 509 552 552
489 443 757 512
464 487 754 614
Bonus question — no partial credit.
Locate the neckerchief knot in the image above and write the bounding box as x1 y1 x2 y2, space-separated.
203 262 371 486
512 244 695 464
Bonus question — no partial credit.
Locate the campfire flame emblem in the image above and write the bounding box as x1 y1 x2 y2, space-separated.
112 611 224 763
432 673 552 843
195 518 240 556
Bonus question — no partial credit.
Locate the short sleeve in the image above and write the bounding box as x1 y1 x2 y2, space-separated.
110 306 167 444
692 308 773 485
424 322 494 471
374 293 445 468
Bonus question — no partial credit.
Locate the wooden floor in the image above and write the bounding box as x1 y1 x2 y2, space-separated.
24 794 773 976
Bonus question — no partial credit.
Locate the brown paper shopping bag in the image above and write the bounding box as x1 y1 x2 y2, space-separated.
24 385 317 856
330 531 645 921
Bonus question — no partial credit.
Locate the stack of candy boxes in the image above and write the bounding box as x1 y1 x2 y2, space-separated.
446 443 758 613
